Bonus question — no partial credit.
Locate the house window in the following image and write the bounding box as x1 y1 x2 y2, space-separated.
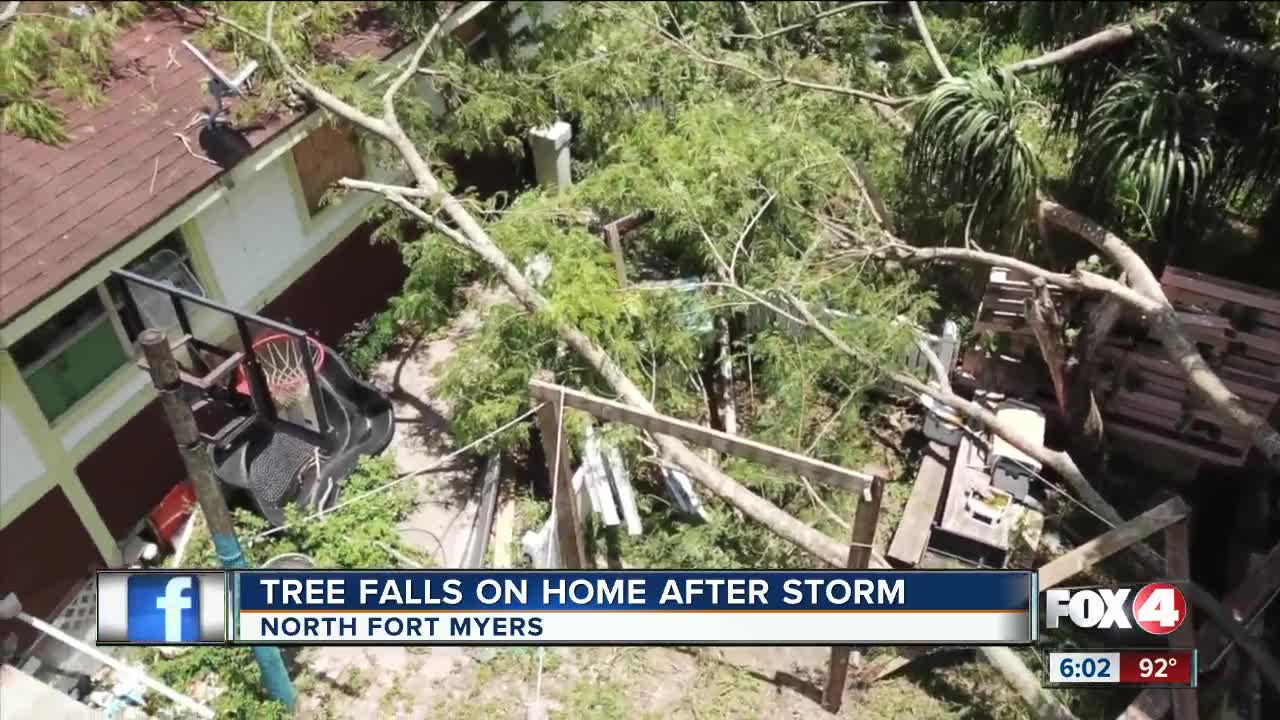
292 122 365 216
12 291 129 422
108 231 208 342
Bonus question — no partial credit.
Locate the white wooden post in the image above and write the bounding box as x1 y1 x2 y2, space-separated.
529 121 573 191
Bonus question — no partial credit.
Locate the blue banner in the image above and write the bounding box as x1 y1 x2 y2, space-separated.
235 570 1032 612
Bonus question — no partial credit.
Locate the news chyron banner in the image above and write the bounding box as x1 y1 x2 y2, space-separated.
98 570 1037 646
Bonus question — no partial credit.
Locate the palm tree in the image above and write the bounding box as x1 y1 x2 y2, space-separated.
906 1 1278 259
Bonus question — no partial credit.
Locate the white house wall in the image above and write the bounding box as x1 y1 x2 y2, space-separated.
196 156 373 312
1 404 45 506
58 371 151 452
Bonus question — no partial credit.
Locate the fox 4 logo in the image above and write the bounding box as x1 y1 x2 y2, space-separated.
1045 583 1187 635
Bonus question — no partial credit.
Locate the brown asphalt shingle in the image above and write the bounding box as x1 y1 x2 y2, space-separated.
0 10 400 326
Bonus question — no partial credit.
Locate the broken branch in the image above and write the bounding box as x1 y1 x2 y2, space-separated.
907 2 952 79
727 1 889 42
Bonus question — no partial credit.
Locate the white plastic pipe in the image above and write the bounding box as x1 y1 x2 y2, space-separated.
16 611 215 719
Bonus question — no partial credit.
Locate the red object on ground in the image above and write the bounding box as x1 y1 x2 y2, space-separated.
148 482 197 548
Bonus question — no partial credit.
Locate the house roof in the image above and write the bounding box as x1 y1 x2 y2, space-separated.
0 8 401 327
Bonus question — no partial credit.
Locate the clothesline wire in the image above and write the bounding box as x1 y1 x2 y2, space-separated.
253 404 544 540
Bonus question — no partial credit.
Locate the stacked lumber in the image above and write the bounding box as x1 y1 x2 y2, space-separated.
1096 267 1280 467
964 266 1280 469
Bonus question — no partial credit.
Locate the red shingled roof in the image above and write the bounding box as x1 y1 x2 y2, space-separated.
0 8 401 325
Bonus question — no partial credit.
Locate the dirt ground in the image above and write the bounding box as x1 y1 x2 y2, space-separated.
293 641 1031 720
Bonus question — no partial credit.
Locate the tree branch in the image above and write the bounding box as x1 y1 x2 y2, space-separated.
1025 278 1069 415
217 4 392 136
1004 23 1138 75
339 177 429 199
727 1 889 42
383 2 459 124
1039 200 1280 473
913 334 952 394
1065 293 1123 475
907 2 951 79
223 0 858 580
730 191 776 280
657 24 915 108
852 241 1159 312
0 1 20 25
782 294 1280 697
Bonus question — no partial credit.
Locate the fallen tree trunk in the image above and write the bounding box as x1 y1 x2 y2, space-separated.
786 295 1280 696
1038 200 1280 473
221 8 1265 715
1065 294 1123 476
1005 23 1138 75
223 4 857 572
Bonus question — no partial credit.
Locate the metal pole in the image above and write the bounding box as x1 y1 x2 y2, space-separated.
3 602 216 719
139 329 297 711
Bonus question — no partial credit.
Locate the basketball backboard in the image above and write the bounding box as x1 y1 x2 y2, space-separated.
111 269 331 450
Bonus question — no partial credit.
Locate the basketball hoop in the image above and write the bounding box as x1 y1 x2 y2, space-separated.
236 334 325 415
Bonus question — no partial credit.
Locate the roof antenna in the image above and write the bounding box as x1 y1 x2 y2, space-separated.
181 40 258 118
181 41 258 170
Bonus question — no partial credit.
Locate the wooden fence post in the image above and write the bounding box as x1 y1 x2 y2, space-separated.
1165 517 1199 720
823 475 885 712
533 371 589 569
603 223 628 289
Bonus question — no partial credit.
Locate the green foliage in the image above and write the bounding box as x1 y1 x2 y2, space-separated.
142 646 289 719
187 455 423 568
423 85 926 460
0 2 144 143
339 308 401 377
616 496 812 570
907 68 1043 252
1071 44 1216 237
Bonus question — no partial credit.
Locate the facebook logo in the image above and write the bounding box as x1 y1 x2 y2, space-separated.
127 575 200 642
98 571 226 645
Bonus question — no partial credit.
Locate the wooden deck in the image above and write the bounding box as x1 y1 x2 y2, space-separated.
1121 540 1280 720
887 441 951 568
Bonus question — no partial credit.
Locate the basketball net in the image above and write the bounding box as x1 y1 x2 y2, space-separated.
258 338 319 429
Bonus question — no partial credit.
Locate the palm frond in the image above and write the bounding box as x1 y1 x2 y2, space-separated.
1070 43 1217 235
906 68 1043 250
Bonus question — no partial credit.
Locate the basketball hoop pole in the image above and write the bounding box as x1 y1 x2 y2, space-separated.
139 329 297 711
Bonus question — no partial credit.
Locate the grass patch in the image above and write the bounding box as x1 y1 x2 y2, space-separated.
339 308 402 378
430 648 560 720
555 679 634 720
681 650 762 720
141 647 290 720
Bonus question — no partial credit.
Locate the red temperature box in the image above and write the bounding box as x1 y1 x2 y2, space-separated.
1118 650 1196 686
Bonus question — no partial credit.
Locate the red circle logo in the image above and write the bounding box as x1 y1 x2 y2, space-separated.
1132 583 1187 635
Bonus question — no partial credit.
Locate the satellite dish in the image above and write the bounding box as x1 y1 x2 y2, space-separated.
182 40 258 116
182 41 258 168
